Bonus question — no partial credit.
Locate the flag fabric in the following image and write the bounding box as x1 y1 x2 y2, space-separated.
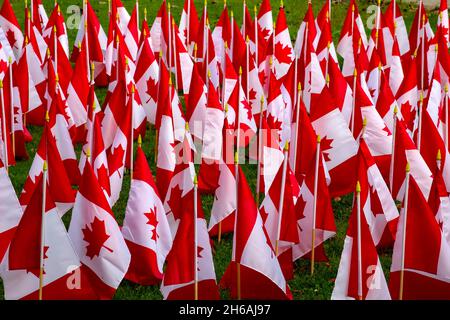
122 145 172 286
0 0 23 60
68 161 131 300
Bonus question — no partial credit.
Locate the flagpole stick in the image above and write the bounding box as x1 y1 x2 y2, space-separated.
356 180 363 301
351 66 358 135
130 84 135 180
256 96 264 206
53 24 57 70
84 0 90 83
88 63 96 165
38 160 48 301
230 11 235 62
399 162 411 301
311 135 321 276
234 151 241 300
446 84 449 152
187 0 191 50
172 17 179 92
325 41 330 86
0 80 8 173
205 16 209 85
193 173 199 300
389 106 398 192
136 0 139 34
254 5 258 78
155 51 163 164
246 36 250 103
417 92 424 152
375 0 381 50
108 0 111 14
30 0 33 27
275 142 289 257
417 0 423 50
222 41 228 105
115 31 120 82
292 83 302 175
8 57 15 160
168 2 173 84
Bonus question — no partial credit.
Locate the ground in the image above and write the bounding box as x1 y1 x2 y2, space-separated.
0 0 439 300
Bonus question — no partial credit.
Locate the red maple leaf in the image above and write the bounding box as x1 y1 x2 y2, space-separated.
82 216 113 259
248 88 257 103
167 184 185 220
295 194 307 223
108 144 125 175
275 42 293 65
144 206 159 242
400 101 416 129
382 125 391 136
241 99 253 122
146 77 158 103
96 164 111 196
320 135 334 163
369 185 383 216
6 29 17 49
0 59 7 74
259 26 271 42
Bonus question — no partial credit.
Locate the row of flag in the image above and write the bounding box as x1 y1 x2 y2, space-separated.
0 0 449 300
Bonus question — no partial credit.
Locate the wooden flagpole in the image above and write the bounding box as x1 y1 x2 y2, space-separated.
275 142 289 257
38 159 48 301
186 0 191 51
437 149 442 172
399 162 411 301
311 135 321 275
172 17 179 92
0 80 8 173
292 83 302 175
256 96 264 206
8 57 15 160
234 150 241 300
167 1 173 85
193 173 199 300
136 0 139 34
130 84 135 180
375 0 381 50
84 0 90 83
445 84 449 152
53 23 57 69
230 11 234 62
254 5 258 76
389 106 398 192
417 91 424 152
356 180 363 300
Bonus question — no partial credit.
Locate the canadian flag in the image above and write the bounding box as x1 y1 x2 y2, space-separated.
178 0 200 54
19 123 75 216
353 72 393 181
438 0 450 48
429 163 450 248
273 5 293 80
43 4 69 58
30 0 48 34
122 145 172 286
135 26 159 125
0 158 22 263
391 118 433 202
257 0 274 50
354 139 399 248
71 0 108 86
123 2 140 62
384 0 410 61
79 88 111 204
0 0 23 60
389 175 450 300
337 0 368 81
1 174 99 300
220 166 291 300
396 55 419 135
374 67 398 133
111 0 130 35
332 179 391 300
48 84 81 186
291 101 336 261
0 32 13 79
310 86 358 197
69 161 131 300
161 135 219 300
185 63 208 141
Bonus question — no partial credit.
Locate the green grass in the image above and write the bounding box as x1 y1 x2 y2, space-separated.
0 0 434 300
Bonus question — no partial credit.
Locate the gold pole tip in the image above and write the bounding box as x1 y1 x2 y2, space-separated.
356 181 361 193
406 162 411 173
437 149 442 161
138 134 142 147
317 135 321 143
43 160 48 171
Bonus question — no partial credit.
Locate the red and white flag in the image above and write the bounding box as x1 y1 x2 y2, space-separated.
220 166 291 300
0 158 22 264
69 161 131 299
122 145 172 286
273 5 293 80
43 4 69 58
332 179 391 300
0 0 23 60
389 175 450 300
1 174 99 300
